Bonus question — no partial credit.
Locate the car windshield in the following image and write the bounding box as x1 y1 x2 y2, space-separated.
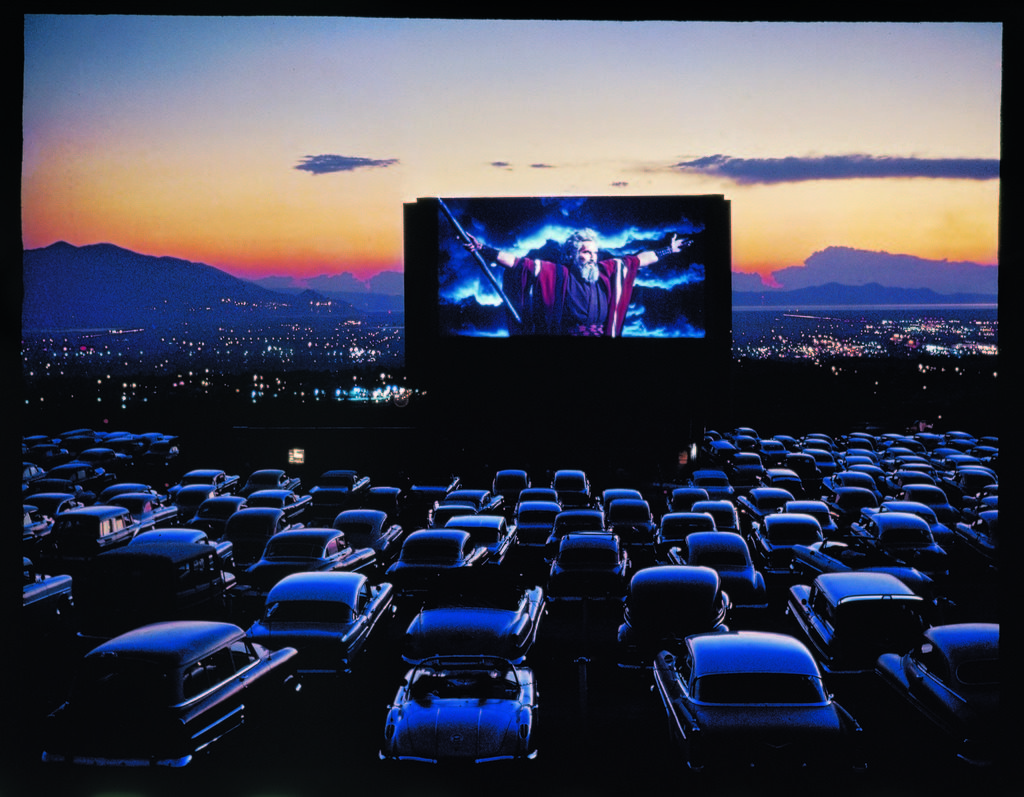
267 599 353 624
835 598 926 639
402 541 460 564
693 672 828 704
410 666 518 701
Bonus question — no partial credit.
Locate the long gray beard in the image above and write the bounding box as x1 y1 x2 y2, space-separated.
577 262 600 284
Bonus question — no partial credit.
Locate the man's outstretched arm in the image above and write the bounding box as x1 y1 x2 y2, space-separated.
636 233 690 268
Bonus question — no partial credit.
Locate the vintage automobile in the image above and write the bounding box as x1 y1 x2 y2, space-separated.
748 512 824 576
187 494 249 538
167 468 239 500
23 503 55 558
219 506 294 569
23 557 75 635
665 486 710 513
512 500 562 550
668 531 768 614
687 469 735 501
405 472 462 525
784 452 823 494
604 497 657 566
756 437 789 467
129 527 235 571
859 499 956 549
73 540 237 642
233 527 377 611
735 486 795 534
598 487 645 512
939 465 998 511
381 654 538 763
875 622 999 767
725 451 766 492
543 508 607 562
246 571 395 676
822 485 880 532
787 571 931 674
617 565 730 668
689 500 741 534
881 469 938 498
759 467 805 497
43 462 116 502
307 469 373 522
782 499 840 538
652 631 865 771
332 508 407 572
822 470 883 502
239 469 302 498
173 484 222 523
847 511 949 580
443 514 515 567
37 504 146 573
402 583 545 665
547 532 630 601
551 469 593 508
653 512 718 562
892 483 960 527
98 481 161 502
492 469 530 513
105 491 181 530
23 461 48 492
41 620 299 767
428 501 483 530
385 529 488 597
245 489 312 522
952 509 998 571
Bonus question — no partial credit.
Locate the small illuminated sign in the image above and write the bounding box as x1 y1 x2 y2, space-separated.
288 448 305 465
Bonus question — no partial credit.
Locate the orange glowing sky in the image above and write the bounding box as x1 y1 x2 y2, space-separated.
22 17 1002 286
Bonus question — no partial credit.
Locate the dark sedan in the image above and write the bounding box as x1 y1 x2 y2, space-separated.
875 622 999 767
41 620 299 767
246 571 395 677
616 565 730 668
652 631 865 771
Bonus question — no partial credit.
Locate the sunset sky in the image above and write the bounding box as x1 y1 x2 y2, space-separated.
22 16 1002 286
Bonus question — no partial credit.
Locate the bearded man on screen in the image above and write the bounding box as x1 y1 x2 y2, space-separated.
467 229 688 337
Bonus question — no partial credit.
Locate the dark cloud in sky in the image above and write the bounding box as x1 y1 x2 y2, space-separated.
671 154 999 184
295 154 399 175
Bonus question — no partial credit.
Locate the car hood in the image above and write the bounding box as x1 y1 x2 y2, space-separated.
393 700 521 761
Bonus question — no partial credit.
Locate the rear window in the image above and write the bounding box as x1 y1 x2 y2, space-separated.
694 672 827 704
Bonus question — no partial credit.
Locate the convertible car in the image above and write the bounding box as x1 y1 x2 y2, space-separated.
381 654 538 763
652 631 865 771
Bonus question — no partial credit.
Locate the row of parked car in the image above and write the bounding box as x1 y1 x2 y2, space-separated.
20 422 1000 774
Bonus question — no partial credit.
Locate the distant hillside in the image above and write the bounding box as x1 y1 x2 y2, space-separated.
21 242 362 330
733 282 997 307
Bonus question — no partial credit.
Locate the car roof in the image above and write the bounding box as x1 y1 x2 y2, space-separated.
922 623 999 668
265 571 367 604
97 541 216 565
56 505 130 519
87 620 245 666
630 564 720 594
687 631 821 677
814 570 920 601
